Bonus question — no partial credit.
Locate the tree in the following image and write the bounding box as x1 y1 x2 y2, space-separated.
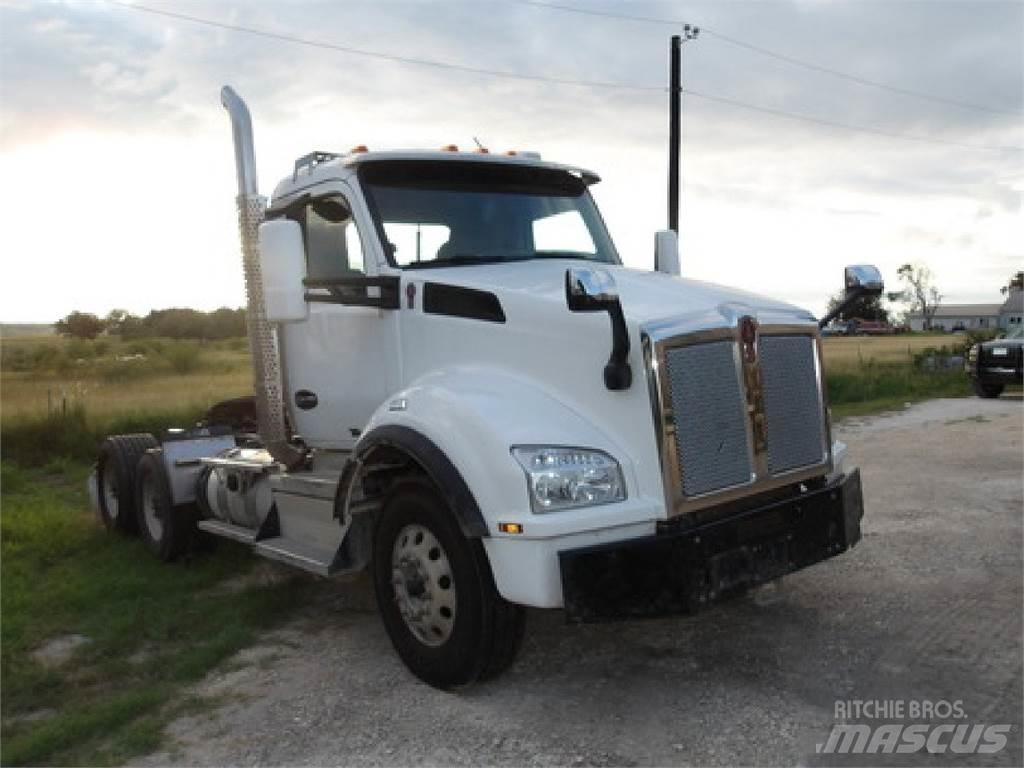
1000 271 1023 295
825 291 890 323
103 309 135 334
888 263 942 330
54 311 106 340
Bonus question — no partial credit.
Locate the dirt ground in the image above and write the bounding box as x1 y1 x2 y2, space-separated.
137 396 1023 767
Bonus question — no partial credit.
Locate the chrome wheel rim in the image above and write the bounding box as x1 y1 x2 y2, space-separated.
391 523 456 647
141 475 163 541
101 468 119 521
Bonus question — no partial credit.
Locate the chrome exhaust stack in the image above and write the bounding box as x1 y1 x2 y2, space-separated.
221 86 304 469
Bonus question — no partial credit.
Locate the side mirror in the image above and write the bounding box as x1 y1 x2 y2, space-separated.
566 266 619 311
565 267 631 390
654 230 680 277
845 264 883 295
259 220 308 323
818 264 885 329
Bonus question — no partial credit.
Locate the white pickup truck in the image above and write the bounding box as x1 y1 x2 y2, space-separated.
89 87 880 689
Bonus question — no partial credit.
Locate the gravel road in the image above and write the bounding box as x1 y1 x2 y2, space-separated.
138 396 1023 767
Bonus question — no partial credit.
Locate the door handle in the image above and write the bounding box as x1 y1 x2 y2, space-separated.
294 390 318 410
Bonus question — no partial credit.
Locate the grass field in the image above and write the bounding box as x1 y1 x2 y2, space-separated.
821 333 974 419
0 331 980 764
1 331 969 421
822 333 963 369
0 461 310 766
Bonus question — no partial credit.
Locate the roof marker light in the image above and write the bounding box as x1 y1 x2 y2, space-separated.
441 144 459 152
349 144 368 153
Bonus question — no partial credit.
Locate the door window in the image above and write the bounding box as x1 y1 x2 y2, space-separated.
304 197 365 278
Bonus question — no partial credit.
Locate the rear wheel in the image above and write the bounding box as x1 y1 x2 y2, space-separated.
972 380 1004 398
135 450 194 561
372 480 525 689
96 434 158 534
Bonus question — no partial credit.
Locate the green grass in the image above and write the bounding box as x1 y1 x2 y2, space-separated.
0 461 310 766
825 363 972 420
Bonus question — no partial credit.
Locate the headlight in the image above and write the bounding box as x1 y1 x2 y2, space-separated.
511 446 626 513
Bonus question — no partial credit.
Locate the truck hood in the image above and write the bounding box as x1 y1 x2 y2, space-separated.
408 259 816 329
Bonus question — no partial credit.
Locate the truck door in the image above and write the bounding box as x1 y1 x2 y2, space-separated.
277 187 400 449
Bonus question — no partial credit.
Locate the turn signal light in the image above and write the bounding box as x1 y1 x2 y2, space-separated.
498 522 524 534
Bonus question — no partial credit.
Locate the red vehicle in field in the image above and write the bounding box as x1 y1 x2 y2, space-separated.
849 318 897 336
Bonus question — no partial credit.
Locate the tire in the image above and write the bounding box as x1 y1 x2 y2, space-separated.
372 479 525 689
96 434 158 534
972 380 1004 398
135 450 194 561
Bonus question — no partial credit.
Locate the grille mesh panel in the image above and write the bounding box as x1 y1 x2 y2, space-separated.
664 341 752 497
759 335 826 474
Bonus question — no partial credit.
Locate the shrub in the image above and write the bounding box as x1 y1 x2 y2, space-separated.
161 343 203 375
0 403 208 466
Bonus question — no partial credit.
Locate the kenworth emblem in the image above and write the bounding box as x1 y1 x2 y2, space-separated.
739 316 768 454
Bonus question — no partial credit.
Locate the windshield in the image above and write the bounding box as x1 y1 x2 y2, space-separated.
359 160 619 269
1002 325 1024 340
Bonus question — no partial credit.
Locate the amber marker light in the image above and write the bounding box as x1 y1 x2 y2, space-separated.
498 522 524 534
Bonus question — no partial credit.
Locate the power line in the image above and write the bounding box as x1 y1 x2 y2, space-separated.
112 2 1022 152
513 0 1022 117
113 2 662 92
683 88 1020 151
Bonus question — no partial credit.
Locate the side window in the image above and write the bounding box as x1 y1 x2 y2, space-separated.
303 197 365 279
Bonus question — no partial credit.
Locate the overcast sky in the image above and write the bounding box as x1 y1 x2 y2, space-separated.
1 0 1021 322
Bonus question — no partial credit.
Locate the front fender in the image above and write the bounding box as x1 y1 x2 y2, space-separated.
358 366 650 537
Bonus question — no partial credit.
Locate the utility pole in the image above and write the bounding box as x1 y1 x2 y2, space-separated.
668 25 699 235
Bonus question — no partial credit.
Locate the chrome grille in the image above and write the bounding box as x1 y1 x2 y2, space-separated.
664 341 753 497
646 323 830 517
759 335 827 474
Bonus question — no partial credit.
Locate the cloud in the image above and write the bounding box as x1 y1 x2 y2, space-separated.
0 0 1021 320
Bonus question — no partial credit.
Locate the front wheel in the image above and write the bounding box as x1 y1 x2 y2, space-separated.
972 380 1004 398
372 480 524 689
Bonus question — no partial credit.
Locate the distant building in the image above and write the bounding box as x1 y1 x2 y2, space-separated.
1000 287 1023 329
906 288 1023 331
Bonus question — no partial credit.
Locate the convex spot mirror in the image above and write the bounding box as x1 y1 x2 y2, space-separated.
310 198 351 224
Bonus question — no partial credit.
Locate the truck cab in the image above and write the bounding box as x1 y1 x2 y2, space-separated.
90 88 877 689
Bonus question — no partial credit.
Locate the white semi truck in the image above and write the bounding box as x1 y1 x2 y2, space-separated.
89 87 882 689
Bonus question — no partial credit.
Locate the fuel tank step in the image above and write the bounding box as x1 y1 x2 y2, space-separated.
253 537 341 576
197 518 258 545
